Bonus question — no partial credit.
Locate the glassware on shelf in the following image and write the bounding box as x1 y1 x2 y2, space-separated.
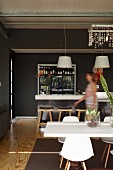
38 64 76 95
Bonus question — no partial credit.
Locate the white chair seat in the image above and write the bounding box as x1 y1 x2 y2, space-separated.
110 150 113 155
101 137 113 144
58 137 65 143
101 116 113 168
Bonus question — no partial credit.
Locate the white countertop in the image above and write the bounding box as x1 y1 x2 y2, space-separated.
35 92 112 102
44 122 113 137
35 94 83 100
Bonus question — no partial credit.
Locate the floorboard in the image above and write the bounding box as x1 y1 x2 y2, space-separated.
0 119 43 170
0 119 112 170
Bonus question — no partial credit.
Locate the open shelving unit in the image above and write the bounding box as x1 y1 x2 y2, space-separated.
37 64 76 95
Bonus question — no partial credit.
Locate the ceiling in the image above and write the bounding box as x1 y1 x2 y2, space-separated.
0 0 113 29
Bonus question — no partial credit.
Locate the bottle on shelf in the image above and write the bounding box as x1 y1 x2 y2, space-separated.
38 64 75 95
45 66 48 74
39 66 43 76
43 66 46 74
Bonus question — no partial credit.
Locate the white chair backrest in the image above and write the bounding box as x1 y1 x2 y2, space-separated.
58 116 79 144
102 116 113 142
104 116 113 122
62 116 79 123
60 135 94 162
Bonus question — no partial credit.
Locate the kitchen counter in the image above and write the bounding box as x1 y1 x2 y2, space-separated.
35 92 112 102
35 94 83 100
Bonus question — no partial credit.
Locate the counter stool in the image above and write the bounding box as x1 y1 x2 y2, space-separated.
57 107 73 122
76 109 86 120
37 106 54 132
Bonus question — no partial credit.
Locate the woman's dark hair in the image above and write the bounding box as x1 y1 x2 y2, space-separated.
86 71 97 82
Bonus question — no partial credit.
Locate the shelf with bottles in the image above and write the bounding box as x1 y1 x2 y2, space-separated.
37 64 76 95
51 89 73 91
38 65 75 76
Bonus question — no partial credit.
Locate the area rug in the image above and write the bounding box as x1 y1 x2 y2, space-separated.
32 138 62 152
25 138 113 170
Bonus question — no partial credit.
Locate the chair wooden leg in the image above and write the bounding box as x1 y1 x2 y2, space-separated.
104 144 111 168
69 111 72 116
82 161 87 170
64 160 69 170
77 111 80 120
49 111 52 121
101 143 108 161
58 111 62 121
67 161 71 170
59 156 64 168
37 111 42 132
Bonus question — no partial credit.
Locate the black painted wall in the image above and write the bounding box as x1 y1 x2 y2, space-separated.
14 53 113 116
0 29 88 110
0 35 9 106
0 29 113 117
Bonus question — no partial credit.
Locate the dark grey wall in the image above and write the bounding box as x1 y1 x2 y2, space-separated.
0 29 89 109
0 29 113 116
14 54 58 116
14 53 113 116
8 29 88 49
0 35 9 106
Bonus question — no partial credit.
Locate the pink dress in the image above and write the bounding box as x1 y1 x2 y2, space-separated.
85 83 97 109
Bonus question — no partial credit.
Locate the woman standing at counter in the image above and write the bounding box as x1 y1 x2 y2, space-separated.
74 72 98 110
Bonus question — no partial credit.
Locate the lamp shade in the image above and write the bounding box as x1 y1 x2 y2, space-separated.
94 56 110 68
57 56 72 68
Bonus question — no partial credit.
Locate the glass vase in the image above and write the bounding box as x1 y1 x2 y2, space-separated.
86 112 100 127
110 108 113 127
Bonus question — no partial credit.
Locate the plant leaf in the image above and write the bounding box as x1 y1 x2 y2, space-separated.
100 74 113 107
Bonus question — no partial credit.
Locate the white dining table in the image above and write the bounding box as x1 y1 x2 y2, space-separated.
44 122 113 138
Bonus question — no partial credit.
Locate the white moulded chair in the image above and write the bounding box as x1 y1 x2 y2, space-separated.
60 135 94 170
104 116 113 122
58 116 79 144
101 116 113 168
58 116 79 168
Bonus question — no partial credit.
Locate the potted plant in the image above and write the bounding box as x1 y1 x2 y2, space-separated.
100 74 113 126
86 108 97 121
86 108 100 127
